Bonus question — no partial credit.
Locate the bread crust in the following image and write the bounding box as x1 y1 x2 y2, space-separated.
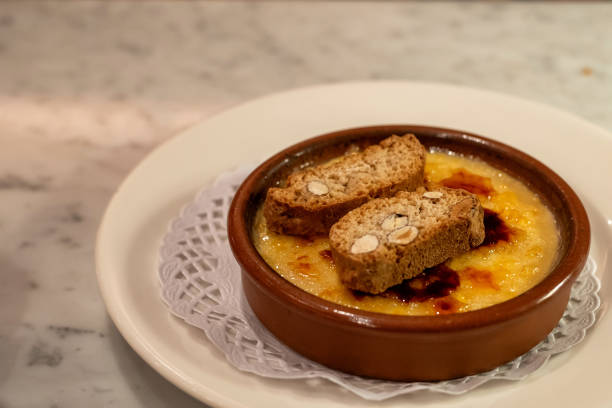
264 134 426 236
329 187 485 294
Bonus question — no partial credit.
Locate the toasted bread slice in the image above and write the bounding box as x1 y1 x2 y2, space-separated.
329 187 485 294
264 134 426 235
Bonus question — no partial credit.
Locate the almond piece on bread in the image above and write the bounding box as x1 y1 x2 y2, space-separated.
264 134 426 235
329 187 485 294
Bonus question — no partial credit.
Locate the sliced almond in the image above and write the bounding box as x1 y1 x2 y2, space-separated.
388 225 419 245
350 234 379 254
423 191 443 199
307 180 329 195
381 214 409 231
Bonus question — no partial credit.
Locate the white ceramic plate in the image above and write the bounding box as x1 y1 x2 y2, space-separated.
96 81 612 408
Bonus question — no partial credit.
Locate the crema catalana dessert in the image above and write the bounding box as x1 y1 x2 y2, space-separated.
253 151 559 316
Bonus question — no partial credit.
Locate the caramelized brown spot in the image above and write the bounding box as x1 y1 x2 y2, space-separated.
288 261 315 276
295 236 314 247
351 290 366 301
482 208 513 246
461 267 500 290
352 264 460 303
440 169 494 196
295 234 327 247
408 278 425 291
434 297 463 315
297 255 308 260
319 249 334 262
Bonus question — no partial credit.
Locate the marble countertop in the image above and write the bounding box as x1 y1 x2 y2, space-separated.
0 1 610 407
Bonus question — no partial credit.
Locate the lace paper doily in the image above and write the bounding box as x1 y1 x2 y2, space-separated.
158 166 601 401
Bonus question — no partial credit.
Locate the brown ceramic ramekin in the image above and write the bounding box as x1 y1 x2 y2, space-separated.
227 125 590 381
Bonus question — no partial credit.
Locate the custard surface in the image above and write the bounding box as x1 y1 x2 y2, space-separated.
253 152 559 316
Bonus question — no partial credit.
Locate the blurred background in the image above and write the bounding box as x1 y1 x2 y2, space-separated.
0 1 610 407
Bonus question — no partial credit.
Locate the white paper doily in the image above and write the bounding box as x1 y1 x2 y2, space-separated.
158 166 601 401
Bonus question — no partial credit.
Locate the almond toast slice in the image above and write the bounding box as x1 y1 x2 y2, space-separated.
264 134 426 236
329 187 485 294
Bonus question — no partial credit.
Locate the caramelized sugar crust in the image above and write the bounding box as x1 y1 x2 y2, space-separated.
252 152 559 316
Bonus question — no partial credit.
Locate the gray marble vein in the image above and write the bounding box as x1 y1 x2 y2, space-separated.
0 1 611 407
